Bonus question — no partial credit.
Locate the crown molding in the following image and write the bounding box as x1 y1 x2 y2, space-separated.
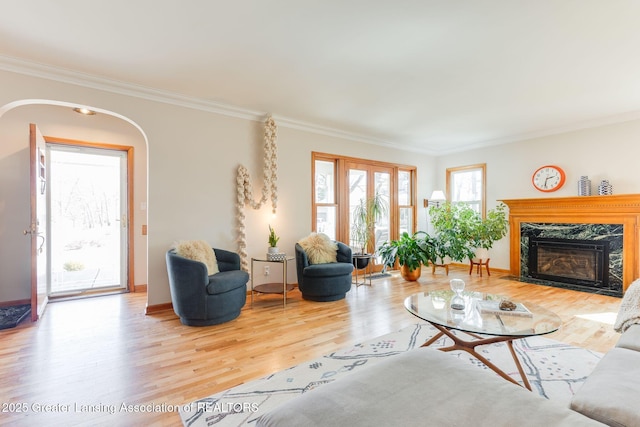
0 55 435 154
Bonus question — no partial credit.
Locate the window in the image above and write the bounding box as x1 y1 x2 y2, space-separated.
446 163 486 217
313 158 337 240
312 153 416 269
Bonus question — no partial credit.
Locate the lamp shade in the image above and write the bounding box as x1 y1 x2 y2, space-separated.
430 190 446 202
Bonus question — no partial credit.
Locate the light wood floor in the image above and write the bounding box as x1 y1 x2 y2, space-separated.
0 267 622 426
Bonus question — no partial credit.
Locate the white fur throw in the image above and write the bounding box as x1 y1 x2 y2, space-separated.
298 233 338 264
614 279 640 333
174 240 219 276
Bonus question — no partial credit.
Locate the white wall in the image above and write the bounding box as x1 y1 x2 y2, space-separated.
436 119 640 269
0 69 436 307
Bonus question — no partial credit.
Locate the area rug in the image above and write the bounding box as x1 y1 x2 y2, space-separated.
180 323 602 426
0 304 30 330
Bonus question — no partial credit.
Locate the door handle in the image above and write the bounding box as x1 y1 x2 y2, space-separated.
37 235 45 254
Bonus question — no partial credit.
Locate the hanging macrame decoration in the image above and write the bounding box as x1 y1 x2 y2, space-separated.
236 116 278 271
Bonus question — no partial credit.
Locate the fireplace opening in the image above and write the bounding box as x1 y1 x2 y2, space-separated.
528 237 609 289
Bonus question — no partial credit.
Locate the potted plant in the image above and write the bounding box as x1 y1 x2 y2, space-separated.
268 224 280 254
468 203 509 260
430 202 508 262
351 192 388 268
377 231 437 281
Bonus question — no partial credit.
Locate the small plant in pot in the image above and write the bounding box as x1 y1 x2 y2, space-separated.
268 225 280 254
378 231 437 281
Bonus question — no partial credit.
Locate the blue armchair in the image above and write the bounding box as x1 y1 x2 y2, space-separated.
166 248 248 326
295 242 353 301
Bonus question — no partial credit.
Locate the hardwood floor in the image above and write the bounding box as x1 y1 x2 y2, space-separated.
0 267 622 426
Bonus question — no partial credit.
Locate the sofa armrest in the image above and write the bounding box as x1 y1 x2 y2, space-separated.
571 347 640 426
616 323 640 352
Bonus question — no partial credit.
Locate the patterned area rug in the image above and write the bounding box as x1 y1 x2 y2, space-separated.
0 304 30 330
180 323 602 426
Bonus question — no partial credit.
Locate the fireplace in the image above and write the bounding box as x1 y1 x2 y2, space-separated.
528 237 609 289
501 195 640 297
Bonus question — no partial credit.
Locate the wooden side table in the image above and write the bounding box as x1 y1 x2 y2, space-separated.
469 258 490 277
431 262 450 275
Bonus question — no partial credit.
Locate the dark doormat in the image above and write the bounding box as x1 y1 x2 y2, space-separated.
0 304 31 330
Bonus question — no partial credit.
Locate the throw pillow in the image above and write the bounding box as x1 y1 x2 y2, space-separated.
298 233 337 264
174 240 219 275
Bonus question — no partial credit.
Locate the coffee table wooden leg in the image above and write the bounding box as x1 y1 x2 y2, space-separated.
507 340 531 390
422 323 531 390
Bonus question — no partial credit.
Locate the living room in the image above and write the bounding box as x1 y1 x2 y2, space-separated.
1 2 640 426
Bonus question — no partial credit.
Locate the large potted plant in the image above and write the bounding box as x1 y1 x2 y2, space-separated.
468 203 509 260
430 202 508 262
378 231 436 281
429 202 476 263
351 192 387 268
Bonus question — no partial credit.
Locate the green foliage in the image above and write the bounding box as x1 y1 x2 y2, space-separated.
472 203 509 249
351 192 388 254
268 225 280 247
377 231 436 272
429 202 509 254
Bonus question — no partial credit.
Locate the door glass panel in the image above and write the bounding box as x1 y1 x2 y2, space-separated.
49 147 127 294
373 172 390 259
399 208 413 235
398 171 410 206
349 169 367 250
316 206 336 240
315 160 335 203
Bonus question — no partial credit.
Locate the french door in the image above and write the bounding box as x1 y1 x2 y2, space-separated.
47 144 129 295
347 162 392 264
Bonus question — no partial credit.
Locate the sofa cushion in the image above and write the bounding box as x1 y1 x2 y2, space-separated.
297 233 337 264
206 270 249 295
615 324 640 352
571 347 640 427
257 347 602 427
174 240 219 275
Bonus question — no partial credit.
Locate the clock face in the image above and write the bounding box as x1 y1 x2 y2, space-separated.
532 165 566 192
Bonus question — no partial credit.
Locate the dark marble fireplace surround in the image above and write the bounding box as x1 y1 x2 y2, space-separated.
520 223 623 296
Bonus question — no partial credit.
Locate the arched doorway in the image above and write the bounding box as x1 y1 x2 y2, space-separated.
0 100 149 318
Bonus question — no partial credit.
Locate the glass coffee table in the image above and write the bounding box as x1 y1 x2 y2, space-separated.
404 291 562 390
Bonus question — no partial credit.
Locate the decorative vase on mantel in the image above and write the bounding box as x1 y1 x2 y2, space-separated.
578 176 592 196
598 180 613 196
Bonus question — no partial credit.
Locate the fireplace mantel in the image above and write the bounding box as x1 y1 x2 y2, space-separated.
501 194 640 292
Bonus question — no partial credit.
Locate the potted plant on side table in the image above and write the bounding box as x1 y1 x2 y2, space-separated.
378 231 437 281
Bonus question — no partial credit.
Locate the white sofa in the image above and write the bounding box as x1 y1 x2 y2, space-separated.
257 325 640 427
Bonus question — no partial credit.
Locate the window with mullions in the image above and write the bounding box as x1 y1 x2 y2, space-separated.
446 163 486 217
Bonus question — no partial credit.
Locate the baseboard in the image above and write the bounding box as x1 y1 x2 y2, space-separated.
134 284 147 293
145 302 173 315
0 299 30 308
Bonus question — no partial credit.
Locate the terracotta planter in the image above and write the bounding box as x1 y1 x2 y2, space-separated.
400 265 421 281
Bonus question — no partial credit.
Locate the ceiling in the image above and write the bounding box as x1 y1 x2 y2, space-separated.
2 1 640 155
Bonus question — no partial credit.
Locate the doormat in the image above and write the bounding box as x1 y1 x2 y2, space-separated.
0 304 31 330
369 273 391 279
